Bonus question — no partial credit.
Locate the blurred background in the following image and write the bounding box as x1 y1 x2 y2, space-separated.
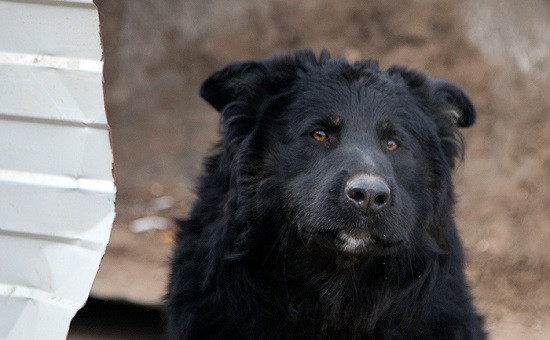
70 0 549 338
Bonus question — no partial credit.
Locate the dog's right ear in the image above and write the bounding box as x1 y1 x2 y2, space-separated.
200 62 267 112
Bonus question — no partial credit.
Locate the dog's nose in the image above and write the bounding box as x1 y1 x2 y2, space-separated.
345 176 390 214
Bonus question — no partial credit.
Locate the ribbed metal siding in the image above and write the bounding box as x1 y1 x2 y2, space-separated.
0 1 115 338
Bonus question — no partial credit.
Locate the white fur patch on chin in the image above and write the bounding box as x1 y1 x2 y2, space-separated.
336 229 372 253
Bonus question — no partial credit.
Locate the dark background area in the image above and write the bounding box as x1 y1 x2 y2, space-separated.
70 0 550 338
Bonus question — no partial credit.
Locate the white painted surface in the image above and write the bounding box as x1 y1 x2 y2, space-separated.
0 0 115 338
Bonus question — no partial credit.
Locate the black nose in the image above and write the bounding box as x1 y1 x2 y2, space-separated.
345 176 391 214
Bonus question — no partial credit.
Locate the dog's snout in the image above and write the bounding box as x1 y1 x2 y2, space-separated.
345 176 390 214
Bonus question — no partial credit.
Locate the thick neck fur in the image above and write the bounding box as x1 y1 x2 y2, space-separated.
213 199 459 336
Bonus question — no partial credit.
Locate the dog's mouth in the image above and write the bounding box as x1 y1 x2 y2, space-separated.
299 226 403 255
335 229 403 254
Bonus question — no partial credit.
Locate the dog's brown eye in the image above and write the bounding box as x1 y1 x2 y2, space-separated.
312 129 328 142
384 139 399 151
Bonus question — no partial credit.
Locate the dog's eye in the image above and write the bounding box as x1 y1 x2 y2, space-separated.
384 139 399 151
311 129 328 142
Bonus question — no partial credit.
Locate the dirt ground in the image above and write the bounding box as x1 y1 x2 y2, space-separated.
73 0 549 338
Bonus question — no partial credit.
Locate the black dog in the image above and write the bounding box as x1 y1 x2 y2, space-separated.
167 50 485 339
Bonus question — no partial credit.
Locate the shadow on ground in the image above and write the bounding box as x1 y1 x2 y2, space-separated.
68 298 164 340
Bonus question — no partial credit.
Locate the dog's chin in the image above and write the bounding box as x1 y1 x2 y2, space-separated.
335 229 404 255
335 229 373 254
299 226 403 256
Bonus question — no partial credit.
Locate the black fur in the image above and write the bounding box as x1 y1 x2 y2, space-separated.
167 50 484 339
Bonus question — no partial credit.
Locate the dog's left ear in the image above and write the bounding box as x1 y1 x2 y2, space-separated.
388 66 476 128
431 80 476 128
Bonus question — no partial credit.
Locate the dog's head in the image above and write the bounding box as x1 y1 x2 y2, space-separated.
200 50 475 256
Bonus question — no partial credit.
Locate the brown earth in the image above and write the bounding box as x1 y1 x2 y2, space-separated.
79 0 550 338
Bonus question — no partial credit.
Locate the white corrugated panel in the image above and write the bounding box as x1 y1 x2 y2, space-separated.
0 0 115 339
